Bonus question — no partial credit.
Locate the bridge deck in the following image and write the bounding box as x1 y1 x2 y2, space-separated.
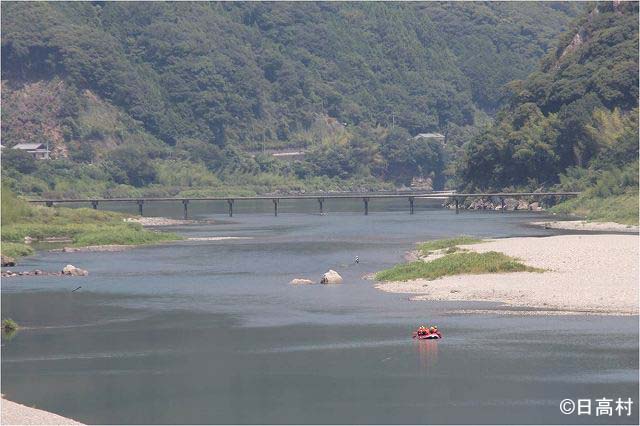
25 191 579 218
26 192 579 203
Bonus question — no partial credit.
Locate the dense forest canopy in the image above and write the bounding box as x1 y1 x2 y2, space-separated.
4 1 634 203
459 0 638 190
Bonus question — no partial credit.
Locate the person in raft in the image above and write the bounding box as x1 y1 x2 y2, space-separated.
417 326 429 336
415 325 442 338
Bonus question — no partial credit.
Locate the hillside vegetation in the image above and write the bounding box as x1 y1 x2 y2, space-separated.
457 2 638 223
1 2 581 198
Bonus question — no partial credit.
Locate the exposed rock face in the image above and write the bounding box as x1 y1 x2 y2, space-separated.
1 255 16 267
62 264 88 276
290 278 314 285
503 198 519 211
445 197 546 211
320 269 343 284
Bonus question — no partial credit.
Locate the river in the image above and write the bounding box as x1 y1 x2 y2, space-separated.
2 200 638 424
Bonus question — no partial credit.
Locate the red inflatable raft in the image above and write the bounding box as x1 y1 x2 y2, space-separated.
413 333 442 340
412 327 443 340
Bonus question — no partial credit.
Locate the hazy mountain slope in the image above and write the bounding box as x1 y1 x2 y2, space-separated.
2 2 580 148
1 2 583 198
459 1 638 190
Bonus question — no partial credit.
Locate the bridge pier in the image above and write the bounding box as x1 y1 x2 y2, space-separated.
363 197 369 215
182 199 189 220
455 198 459 214
227 199 234 217
46 201 53 207
409 197 414 214
318 197 324 214
273 198 279 216
137 200 144 216
500 198 505 213
91 200 98 210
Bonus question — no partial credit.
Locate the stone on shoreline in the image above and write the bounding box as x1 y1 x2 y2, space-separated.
2 270 63 278
62 264 89 276
290 278 315 285
1 265 92 278
320 269 343 284
1 255 16 267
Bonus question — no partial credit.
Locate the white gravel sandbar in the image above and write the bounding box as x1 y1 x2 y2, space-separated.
531 220 638 233
376 234 639 315
1 398 83 425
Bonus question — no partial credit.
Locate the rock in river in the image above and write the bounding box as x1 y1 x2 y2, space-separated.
62 264 89 276
290 278 315 285
320 269 343 284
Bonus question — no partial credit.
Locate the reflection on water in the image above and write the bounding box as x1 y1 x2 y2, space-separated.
416 340 439 371
2 329 18 341
1 203 638 424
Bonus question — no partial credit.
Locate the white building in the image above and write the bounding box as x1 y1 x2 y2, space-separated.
11 143 51 160
412 133 445 144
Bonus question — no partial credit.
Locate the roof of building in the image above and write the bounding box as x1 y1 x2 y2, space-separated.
413 133 445 139
12 143 47 150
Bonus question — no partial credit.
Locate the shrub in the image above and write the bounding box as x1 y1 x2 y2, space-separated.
2 319 18 332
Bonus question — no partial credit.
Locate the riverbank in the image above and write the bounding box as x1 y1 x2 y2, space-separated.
375 234 639 315
531 220 639 233
1 187 182 262
1 397 83 425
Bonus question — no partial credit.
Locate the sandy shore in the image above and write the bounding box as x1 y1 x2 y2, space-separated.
376 235 639 315
1 398 83 425
124 216 197 226
531 220 639 233
187 236 252 241
54 244 134 253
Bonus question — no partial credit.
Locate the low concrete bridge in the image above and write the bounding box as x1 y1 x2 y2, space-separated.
27 191 580 219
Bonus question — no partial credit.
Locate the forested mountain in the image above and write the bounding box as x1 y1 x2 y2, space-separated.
460 0 638 189
458 1 638 224
1 2 584 197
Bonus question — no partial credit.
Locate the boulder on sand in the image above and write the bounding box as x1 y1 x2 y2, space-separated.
290 278 314 285
62 264 88 276
320 269 343 284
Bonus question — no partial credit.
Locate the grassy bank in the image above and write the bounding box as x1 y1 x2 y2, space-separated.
551 192 639 226
1 242 35 258
552 162 639 226
1 185 182 259
418 236 483 256
376 251 542 282
376 236 542 282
